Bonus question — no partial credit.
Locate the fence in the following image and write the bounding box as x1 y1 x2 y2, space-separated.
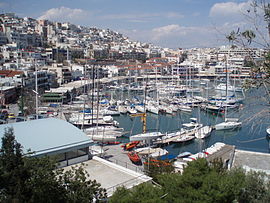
104 156 145 173
106 174 149 196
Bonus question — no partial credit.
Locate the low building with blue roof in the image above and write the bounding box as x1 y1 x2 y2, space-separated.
0 118 93 167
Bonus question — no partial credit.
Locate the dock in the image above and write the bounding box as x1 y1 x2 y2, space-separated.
155 129 196 145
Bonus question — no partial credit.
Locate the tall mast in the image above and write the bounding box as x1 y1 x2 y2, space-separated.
34 58 38 120
225 56 228 120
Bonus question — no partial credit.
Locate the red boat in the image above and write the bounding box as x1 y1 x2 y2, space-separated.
122 141 140 150
128 151 141 163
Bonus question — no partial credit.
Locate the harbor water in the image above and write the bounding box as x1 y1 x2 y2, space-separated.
112 85 270 157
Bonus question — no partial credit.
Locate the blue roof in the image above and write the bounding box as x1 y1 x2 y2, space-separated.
0 118 93 156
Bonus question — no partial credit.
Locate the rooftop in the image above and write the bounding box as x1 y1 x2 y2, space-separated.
64 156 152 197
232 149 270 175
0 118 93 156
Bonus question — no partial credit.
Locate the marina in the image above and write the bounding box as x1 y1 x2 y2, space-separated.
29 76 268 174
0 4 270 201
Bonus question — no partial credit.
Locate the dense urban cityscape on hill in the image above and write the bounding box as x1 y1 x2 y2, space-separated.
0 12 267 105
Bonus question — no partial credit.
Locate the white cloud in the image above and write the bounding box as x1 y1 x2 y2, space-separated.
101 12 183 22
151 24 213 41
38 7 88 22
119 24 219 48
209 1 251 17
152 24 185 40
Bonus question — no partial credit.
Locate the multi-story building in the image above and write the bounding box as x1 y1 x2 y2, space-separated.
47 63 72 84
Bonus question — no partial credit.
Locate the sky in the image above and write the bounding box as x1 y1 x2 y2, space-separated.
0 0 262 49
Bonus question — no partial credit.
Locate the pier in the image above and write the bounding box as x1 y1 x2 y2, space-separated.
155 129 197 145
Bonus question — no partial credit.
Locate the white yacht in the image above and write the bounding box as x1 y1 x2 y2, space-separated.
127 106 137 114
215 83 242 92
130 131 163 141
215 118 242 130
86 134 117 142
195 126 212 139
146 104 159 114
135 105 145 113
118 105 128 114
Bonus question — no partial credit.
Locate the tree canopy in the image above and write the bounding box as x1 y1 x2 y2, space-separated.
0 127 107 202
226 0 270 96
110 158 270 203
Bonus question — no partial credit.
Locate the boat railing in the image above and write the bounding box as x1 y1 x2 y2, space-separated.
105 156 144 173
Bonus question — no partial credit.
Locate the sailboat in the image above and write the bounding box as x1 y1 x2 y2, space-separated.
194 106 212 139
215 59 242 130
129 85 163 142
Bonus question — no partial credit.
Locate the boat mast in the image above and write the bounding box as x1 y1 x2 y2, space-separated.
130 78 147 133
34 58 38 120
225 56 228 120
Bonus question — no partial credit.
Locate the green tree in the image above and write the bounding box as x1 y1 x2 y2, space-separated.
110 184 165 203
0 127 107 202
144 159 174 182
226 0 270 99
110 158 270 203
238 171 270 203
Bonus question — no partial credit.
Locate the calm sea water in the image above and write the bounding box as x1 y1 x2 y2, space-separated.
112 84 270 157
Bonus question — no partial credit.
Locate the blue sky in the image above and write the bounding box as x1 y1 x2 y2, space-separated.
0 0 257 48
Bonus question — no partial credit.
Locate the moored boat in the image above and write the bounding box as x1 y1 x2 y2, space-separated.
130 131 163 141
195 126 212 139
266 127 270 136
122 141 140 150
127 151 141 163
215 118 241 130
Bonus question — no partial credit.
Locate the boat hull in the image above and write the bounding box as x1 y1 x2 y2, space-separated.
215 122 241 130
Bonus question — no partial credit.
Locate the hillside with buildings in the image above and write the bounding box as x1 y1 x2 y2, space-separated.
0 12 266 107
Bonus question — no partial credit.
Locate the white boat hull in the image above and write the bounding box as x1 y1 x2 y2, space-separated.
88 134 117 142
195 126 212 139
130 132 163 141
147 105 159 114
215 122 241 130
266 127 270 135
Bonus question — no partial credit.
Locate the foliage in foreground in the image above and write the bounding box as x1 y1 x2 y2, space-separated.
110 158 270 203
0 127 107 202
226 0 270 100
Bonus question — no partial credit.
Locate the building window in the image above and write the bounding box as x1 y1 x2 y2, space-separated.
77 147 87 156
66 147 88 160
55 153 66 162
66 150 78 159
